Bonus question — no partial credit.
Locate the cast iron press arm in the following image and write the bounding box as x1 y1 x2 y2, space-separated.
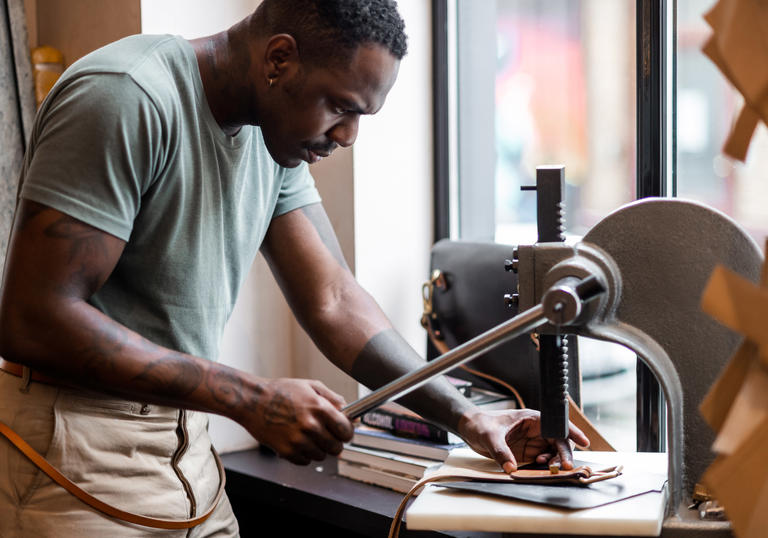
343 276 605 420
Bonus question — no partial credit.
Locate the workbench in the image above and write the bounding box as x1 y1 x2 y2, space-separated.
222 448 733 538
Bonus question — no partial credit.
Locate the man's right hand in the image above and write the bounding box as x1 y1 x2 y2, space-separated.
239 377 353 465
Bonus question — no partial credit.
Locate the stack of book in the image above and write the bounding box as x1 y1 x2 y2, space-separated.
337 442 443 494
337 384 517 493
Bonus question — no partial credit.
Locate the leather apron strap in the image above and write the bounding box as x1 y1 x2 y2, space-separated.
0 358 62 387
0 418 226 530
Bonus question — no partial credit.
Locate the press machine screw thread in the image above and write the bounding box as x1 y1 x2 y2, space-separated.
558 335 569 404
539 333 570 439
556 201 566 242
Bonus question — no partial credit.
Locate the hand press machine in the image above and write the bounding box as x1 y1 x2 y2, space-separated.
344 165 763 532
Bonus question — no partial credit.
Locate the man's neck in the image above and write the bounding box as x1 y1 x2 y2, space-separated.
190 25 256 136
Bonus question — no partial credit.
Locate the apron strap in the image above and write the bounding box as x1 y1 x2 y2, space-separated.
0 419 226 530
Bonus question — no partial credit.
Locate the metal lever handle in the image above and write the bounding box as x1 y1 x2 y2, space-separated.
343 304 547 419
343 275 605 419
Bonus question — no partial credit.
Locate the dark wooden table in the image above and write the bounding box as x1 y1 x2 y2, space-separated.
222 448 733 538
223 446 492 537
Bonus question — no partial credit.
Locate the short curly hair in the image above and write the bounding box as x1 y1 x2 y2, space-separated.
252 0 407 66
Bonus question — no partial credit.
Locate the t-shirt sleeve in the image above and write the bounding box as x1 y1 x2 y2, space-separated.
20 73 164 241
272 162 322 218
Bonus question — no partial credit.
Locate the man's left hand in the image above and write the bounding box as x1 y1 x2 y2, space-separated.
457 408 590 473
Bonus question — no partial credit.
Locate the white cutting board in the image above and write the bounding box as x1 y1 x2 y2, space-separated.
406 449 668 536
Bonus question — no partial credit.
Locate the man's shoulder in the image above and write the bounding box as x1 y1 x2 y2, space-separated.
51 35 195 122
65 34 183 78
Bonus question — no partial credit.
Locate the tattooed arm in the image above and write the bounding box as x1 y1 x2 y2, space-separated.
262 203 589 471
0 200 353 465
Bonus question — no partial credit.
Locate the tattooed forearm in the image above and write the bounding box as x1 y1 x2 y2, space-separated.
0 200 244 416
205 368 244 409
132 355 204 398
75 323 129 382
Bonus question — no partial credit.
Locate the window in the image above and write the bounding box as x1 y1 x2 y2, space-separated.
490 0 637 451
493 1 636 243
435 0 712 452
441 0 636 244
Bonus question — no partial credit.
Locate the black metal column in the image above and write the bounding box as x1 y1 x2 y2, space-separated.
635 0 675 452
432 0 450 241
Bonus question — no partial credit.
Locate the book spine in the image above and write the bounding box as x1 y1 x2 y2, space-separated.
447 376 472 397
360 407 453 444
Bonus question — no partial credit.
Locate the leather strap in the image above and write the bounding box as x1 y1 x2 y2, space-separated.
0 358 63 387
388 474 473 538
0 361 226 529
0 420 226 529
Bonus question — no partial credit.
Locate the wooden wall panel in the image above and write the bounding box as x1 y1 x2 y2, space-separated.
35 0 140 66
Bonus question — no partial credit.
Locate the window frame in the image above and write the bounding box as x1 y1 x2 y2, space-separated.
431 0 676 451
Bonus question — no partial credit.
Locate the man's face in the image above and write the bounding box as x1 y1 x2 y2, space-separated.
260 44 400 168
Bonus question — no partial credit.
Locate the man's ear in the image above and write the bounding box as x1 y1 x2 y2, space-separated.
263 34 300 80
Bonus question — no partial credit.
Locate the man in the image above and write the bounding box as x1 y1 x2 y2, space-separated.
0 0 588 535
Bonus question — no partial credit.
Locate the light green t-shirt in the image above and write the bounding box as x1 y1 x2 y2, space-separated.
18 34 321 360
